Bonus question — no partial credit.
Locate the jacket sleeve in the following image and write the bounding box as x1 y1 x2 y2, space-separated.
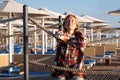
75 31 88 48
81 36 88 48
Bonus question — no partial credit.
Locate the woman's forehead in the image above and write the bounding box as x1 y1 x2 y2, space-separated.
66 16 76 21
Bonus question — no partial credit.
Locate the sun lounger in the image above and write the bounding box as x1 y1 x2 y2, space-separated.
1 67 21 74
104 51 116 57
84 47 96 69
84 59 96 69
14 47 22 54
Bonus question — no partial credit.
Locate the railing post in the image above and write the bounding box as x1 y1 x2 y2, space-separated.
59 16 62 31
23 5 29 80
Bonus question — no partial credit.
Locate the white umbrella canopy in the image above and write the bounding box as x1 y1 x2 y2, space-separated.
99 27 120 33
89 23 110 27
0 0 49 17
0 0 50 65
108 9 120 16
0 23 7 29
10 19 34 26
10 19 56 27
81 15 106 23
0 23 7 26
63 12 93 23
38 7 65 19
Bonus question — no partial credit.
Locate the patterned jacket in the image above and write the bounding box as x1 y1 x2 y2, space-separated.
51 30 87 79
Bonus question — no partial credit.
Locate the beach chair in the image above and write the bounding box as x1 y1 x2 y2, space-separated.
46 48 56 54
94 44 118 65
94 45 105 57
84 47 96 69
104 43 116 57
1 67 21 74
93 45 106 63
14 47 22 54
14 44 23 54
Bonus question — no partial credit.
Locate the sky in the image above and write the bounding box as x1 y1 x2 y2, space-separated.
1 0 120 27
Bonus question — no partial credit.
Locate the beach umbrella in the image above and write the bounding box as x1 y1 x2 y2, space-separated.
0 23 6 26
108 9 120 16
108 9 120 47
89 23 110 27
0 23 7 29
63 12 93 23
81 15 107 42
0 0 49 68
81 15 106 23
38 7 66 54
39 7 65 19
9 19 34 27
0 0 49 17
0 1 50 80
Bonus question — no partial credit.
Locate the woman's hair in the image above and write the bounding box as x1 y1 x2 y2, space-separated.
63 14 80 32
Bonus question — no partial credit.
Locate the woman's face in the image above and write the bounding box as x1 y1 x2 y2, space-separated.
64 16 77 30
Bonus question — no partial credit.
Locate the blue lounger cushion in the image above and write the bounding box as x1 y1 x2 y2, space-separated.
104 51 115 56
84 60 95 64
11 68 20 72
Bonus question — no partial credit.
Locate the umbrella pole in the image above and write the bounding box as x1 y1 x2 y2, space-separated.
23 5 29 80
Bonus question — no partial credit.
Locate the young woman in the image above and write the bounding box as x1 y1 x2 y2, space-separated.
51 14 87 80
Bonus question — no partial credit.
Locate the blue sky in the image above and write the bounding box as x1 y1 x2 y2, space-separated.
1 0 120 27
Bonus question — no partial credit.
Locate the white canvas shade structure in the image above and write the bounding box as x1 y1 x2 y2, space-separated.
0 0 50 66
9 19 34 27
108 9 120 16
86 25 110 43
0 0 49 16
108 9 120 46
37 7 66 54
81 15 107 41
63 12 93 23
0 23 7 29
88 26 120 44
39 7 65 19
0 23 7 27
83 22 110 35
81 15 106 23
89 23 110 27
102 28 120 47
